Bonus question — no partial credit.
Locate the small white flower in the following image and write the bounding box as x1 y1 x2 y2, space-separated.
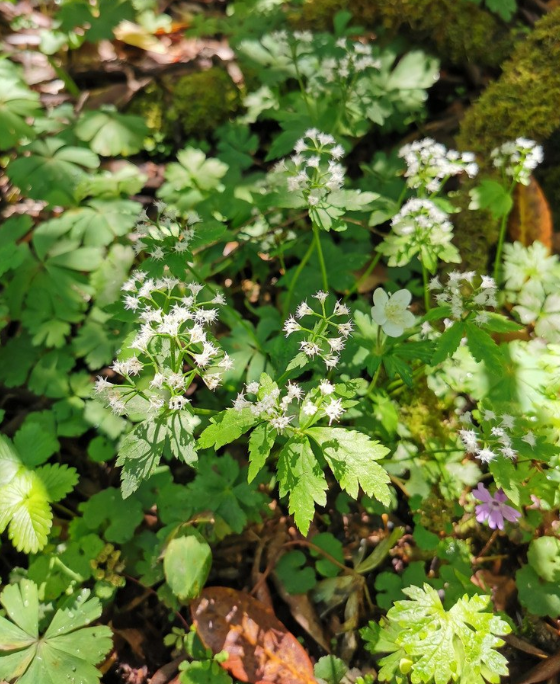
287 382 303 400
94 376 113 393
124 295 140 311
459 429 478 452
319 380 335 395
300 341 320 356
500 414 515 430
522 431 536 448
476 447 497 463
269 415 294 432
296 302 314 318
371 288 415 337
313 291 329 303
324 398 345 425
233 392 250 411
246 382 260 394
169 396 189 411
302 402 318 416
333 301 349 316
283 316 301 336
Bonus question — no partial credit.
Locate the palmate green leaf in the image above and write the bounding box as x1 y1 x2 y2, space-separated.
365 584 510 684
275 550 317 595
7 137 99 206
74 106 149 156
187 454 267 533
468 180 513 219
277 436 327 535
36 199 141 247
75 163 147 200
516 565 560 618
78 487 143 543
0 580 112 684
57 0 135 41
157 147 228 209
307 427 391 504
0 77 41 150
198 408 258 451
13 413 59 467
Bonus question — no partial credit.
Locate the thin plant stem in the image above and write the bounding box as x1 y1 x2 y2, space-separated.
283 238 316 317
312 223 329 292
421 262 431 311
493 180 517 283
345 250 381 301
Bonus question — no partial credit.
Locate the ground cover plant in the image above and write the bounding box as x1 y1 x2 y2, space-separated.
1 0 560 683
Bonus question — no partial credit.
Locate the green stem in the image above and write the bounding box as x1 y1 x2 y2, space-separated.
366 327 383 396
283 238 316 317
492 181 516 283
345 250 381 300
312 223 329 292
421 262 431 311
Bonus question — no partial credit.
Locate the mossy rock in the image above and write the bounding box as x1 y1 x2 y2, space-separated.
128 67 241 143
458 7 560 156
292 0 516 68
453 8 560 268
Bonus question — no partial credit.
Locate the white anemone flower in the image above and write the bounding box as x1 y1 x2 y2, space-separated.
371 288 415 337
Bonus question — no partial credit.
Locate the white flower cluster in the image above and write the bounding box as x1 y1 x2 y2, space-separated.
283 292 353 368
429 271 497 324
275 130 345 208
399 138 478 193
491 138 544 186
233 378 345 429
379 198 459 269
309 38 380 93
130 202 200 259
459 408 537 463
95 274 231 416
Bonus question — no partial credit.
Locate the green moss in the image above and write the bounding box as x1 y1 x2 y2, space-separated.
458 8 560 155
128 67 240 143
293 0 516 67
452 9 560 266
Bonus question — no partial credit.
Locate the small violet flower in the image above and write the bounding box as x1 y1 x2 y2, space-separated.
371 288 415 337
472 483 521 530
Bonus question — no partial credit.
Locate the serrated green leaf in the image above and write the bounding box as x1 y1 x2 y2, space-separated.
79 487 143 543
35 463 79 503
0 77 41 150
248 421 275 482
307 427 391 504
116 418 169 497
167 411 198 465
198 408 258 451
465 322 503 367
431 322 465 365
277 436 327 535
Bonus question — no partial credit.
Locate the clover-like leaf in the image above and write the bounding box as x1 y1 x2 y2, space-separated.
74 106 149 156
7 138 99 206
0 579 113 684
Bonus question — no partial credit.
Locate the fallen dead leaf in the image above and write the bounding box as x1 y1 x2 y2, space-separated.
508 177 553 249
191 587 316 684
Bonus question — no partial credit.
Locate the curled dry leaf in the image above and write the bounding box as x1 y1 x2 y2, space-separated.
191 587 317 684
508 177 552 249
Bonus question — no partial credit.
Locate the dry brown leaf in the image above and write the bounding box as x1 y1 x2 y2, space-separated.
191 587 316 684
508 177 553 249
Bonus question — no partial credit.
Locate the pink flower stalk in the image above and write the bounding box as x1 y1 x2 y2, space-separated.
472 483 521 530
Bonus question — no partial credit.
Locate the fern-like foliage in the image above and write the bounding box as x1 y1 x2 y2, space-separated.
362 584 510 684
0 429 78 553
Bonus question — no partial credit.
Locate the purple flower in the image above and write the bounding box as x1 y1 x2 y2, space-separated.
472 483 521 530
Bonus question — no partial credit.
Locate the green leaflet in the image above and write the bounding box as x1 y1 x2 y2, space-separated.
0 431 77 554
277 436 328 535
198 408 258 451
307 427 391 503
